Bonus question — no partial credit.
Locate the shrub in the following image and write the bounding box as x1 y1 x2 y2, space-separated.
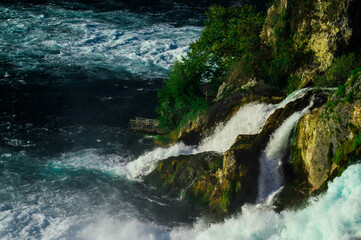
315 53 361 87
157 57 208 130
157 4 265 131
188 4 265 90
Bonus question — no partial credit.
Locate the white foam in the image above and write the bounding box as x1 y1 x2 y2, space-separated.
257 97 315 202
125 88 311 179
198 103 275 153
126 142 195 179
0 6 202 78
75 218 170 240
170 164 361 240
36 164 361 240
50 149 129 177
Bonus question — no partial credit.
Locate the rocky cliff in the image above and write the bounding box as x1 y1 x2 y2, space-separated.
146 90 328 216
148 0 361 218
261 0 361 87
289 72 361 193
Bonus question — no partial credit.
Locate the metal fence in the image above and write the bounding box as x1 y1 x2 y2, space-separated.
129 117 163 134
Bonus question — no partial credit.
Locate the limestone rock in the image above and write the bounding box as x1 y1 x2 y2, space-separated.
290 74 361 192
261 0 361 87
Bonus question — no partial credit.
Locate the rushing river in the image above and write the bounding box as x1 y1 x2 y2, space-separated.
0 1 360 240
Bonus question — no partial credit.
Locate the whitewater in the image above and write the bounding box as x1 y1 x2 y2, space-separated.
1 1 360 240
125 88 310 179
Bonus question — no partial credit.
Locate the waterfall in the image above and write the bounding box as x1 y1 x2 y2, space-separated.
257 96 315 203
168 163 361 240
125 88 312 179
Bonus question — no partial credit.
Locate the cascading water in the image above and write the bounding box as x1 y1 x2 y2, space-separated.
168 163 361 240
257 96 315 203
125 88 312 179
2 1 360 239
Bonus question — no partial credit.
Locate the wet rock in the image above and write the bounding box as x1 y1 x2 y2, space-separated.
261 0 361 87
145 90 324 216
178 92 283 146
289 74 361 193
143 152 223 198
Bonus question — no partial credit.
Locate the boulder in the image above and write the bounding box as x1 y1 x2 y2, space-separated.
289 74 361 193
261 0 361 87
145 89 327 215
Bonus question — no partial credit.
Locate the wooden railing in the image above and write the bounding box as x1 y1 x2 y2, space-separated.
129 117 164 134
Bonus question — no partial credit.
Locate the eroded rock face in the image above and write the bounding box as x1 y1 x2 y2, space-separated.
261 0 359 87
143 152 223 198
290 74 361 191
144 139 259 216
294 109 332 190
145 89 324 215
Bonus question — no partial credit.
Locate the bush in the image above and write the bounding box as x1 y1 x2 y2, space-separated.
157 57 208 131
188 4 265 90
315 53 361 87
157 4 265 131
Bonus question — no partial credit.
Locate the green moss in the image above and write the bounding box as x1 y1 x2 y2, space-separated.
336 85 346 98
315 54 361 87
157 161 163 171
327 143 334 164
209 158 223 170
332 135 361 165
163 173 175 186
218 191 230 212
344 92 354 103
287 76 302 93
235 181 241 193
353 134 361 151
333 146 344 164
191 179 215 205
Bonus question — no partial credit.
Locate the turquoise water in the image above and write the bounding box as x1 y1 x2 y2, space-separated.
0 1 204 239
170 163 361 240
0 1 360 239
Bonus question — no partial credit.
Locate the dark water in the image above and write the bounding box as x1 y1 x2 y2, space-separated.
1 1 361 240
0 1 206 238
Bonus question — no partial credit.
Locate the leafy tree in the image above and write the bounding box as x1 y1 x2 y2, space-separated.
189 5 265 89
157 5 265 130
315 53 361 87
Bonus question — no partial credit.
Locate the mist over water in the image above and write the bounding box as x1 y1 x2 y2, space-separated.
0 1 360 239
169 163 361 240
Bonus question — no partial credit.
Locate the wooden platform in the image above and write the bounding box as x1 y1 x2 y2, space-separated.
129 117 164 134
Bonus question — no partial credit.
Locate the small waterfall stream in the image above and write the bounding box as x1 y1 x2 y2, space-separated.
257 96 315 203
125 88 312 179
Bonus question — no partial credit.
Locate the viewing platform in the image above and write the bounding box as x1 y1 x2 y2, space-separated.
129 117 164 134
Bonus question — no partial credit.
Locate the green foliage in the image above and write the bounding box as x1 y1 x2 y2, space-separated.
336 85 346 98
315 53 361 87
157 4 265 131
349 67 361 86
189 4 265 89
287 76 302 93
209 158 223 170
157 57 208 131
333 146 344 164
353 134 361 151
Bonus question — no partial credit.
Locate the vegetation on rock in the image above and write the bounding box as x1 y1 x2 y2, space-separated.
157 4 265 131
288 72 361 194
150 0 361 217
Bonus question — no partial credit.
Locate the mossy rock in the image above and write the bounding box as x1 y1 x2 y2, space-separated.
144 152 223 198
284 74 361 210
